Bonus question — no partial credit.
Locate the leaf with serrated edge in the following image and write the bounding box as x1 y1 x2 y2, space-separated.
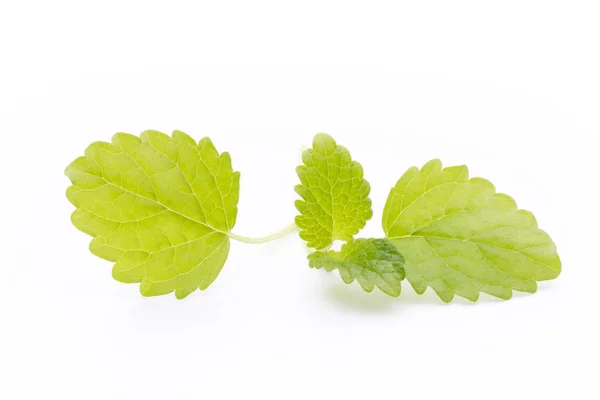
295 133 372 249
382 159 561 302
308 239 405 297
65 130 240 299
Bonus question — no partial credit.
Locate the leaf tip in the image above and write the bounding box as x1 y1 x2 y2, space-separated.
312 132 336 154
175 288 193 300
421 158 443 173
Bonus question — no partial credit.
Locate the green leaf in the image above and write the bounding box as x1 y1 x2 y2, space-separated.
65 130 240 299
295 133 372 249
308 238 405 297
383 159 561 303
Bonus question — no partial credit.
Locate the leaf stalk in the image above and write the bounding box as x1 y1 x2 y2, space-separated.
229 222 298 244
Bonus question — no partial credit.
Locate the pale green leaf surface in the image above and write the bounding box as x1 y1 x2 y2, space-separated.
295 133 372 249
65 130 240 299
308 238 405 297
383 159 561 302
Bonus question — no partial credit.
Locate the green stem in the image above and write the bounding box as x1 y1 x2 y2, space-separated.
229 222 298 244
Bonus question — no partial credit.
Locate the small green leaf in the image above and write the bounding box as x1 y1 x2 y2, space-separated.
65 130 240 299
383 159 561 302
308 239 406 297
295 133 372 249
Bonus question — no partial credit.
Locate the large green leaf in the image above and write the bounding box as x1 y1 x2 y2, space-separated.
295 133 372 249
308 238 405 297
65 130 240 299
383 159 561 302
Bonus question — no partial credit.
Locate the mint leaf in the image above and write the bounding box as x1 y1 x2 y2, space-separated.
65 130 240 299
309 239 405 297
383 159 561 302
295 133 372 249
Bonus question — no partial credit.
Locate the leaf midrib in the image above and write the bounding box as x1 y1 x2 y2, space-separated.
388 234 559 273
85 170 229 236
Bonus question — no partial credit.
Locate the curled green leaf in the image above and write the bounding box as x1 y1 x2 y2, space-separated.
309 238 406 297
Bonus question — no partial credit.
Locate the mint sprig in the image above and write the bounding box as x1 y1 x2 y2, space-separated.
66 131 561 301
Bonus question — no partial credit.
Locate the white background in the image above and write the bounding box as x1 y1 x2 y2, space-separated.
1 1 599 399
